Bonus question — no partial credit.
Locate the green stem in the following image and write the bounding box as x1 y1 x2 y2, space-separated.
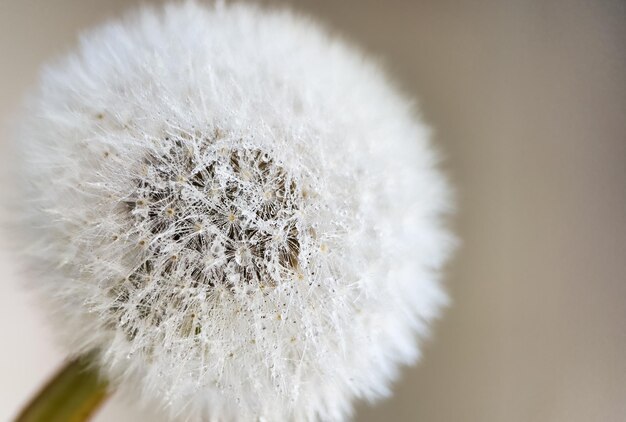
15 354 109 422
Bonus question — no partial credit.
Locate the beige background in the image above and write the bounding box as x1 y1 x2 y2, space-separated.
1 0 625 421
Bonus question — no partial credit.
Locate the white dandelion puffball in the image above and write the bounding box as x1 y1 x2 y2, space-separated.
16 2 454 421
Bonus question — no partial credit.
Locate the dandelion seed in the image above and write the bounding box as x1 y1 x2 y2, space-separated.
15 2 454 421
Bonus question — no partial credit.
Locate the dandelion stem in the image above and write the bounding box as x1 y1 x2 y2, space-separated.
15 354 109 422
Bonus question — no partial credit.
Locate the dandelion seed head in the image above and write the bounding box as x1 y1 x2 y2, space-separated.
15 2 454 421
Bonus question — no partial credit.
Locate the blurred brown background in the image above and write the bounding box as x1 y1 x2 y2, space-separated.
1 1 625 421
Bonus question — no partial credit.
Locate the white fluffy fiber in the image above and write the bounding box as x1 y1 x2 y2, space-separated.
16 2 453 421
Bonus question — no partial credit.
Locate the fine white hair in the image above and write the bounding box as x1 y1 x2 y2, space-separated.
15 2 454 421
